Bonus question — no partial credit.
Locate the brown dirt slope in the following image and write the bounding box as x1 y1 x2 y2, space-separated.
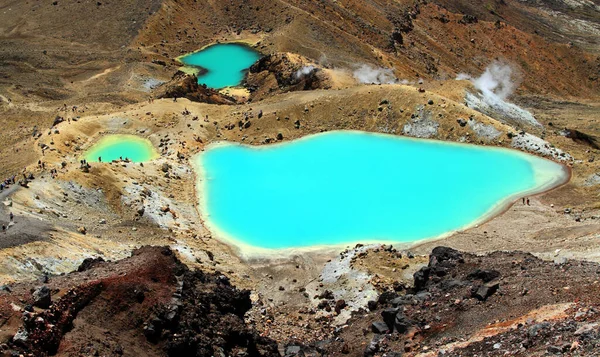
0 0 598 177
137 0 599 98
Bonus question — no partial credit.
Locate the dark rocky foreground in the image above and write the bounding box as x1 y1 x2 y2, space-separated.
1 246 600 356
319 247 600 356
0 247 278 357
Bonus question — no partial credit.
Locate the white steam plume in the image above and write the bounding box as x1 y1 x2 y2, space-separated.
295 65 316 79
457 62 541 128
457 62 517 99
353 64 397 85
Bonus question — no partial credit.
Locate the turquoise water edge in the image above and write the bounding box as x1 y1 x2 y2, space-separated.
180 43 261 89
196 131 567 251
84 135 158 163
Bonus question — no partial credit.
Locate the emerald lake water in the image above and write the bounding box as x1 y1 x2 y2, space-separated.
84 135 158 163
197 131 567 251
180 43 261 89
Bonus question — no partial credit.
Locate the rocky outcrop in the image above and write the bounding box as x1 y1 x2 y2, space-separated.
19 284 104 354
245 53 331 101
76 257 106 272
323 246 600 356
156 71 237 105
4 247 278 357
144 269 279 357
560 128 600 150
412 246 464 291
32 286 51 309
402 105 439 138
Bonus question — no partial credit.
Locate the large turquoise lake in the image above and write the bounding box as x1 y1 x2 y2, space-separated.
197 131 567 251
180 43 260 89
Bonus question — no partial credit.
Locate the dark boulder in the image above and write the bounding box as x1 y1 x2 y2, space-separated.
429 247 463 266
473 282 500 301
390 295 414 307
391 30 403 45
77 257 105 272
393 313 413 334
467 269 501 283
334 299 347 314
318 290 334 300
367 300 378 311
317 300 330 310
413 267 430 291
32 286 51 309
430 264 452 277
52 116 64 127
371 321 389 334
380 307 414 334
381 307 400 330
143 323 159 342
378 291 399 304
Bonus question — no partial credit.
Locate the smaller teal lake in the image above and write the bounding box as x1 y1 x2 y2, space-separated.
180 43 261 89
197 131 567 251
84 135 158 163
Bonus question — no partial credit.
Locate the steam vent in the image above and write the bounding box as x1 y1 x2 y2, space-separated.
0 1 599 356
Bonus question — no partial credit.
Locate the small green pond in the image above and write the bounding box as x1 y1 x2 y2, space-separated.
84 135 158 163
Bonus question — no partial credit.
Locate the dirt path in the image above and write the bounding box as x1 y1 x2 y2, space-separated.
0 182 52 249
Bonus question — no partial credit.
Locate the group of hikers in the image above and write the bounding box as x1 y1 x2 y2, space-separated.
95 156 131 163
522 197 531 206
0 176 16 191
39 160 59 180
60 103 79 113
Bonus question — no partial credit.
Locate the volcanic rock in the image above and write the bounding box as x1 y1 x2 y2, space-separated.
473 282 500 301
371 321 390 334
32 286 51 309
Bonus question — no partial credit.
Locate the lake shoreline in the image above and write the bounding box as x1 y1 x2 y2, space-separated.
192 130 570 257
